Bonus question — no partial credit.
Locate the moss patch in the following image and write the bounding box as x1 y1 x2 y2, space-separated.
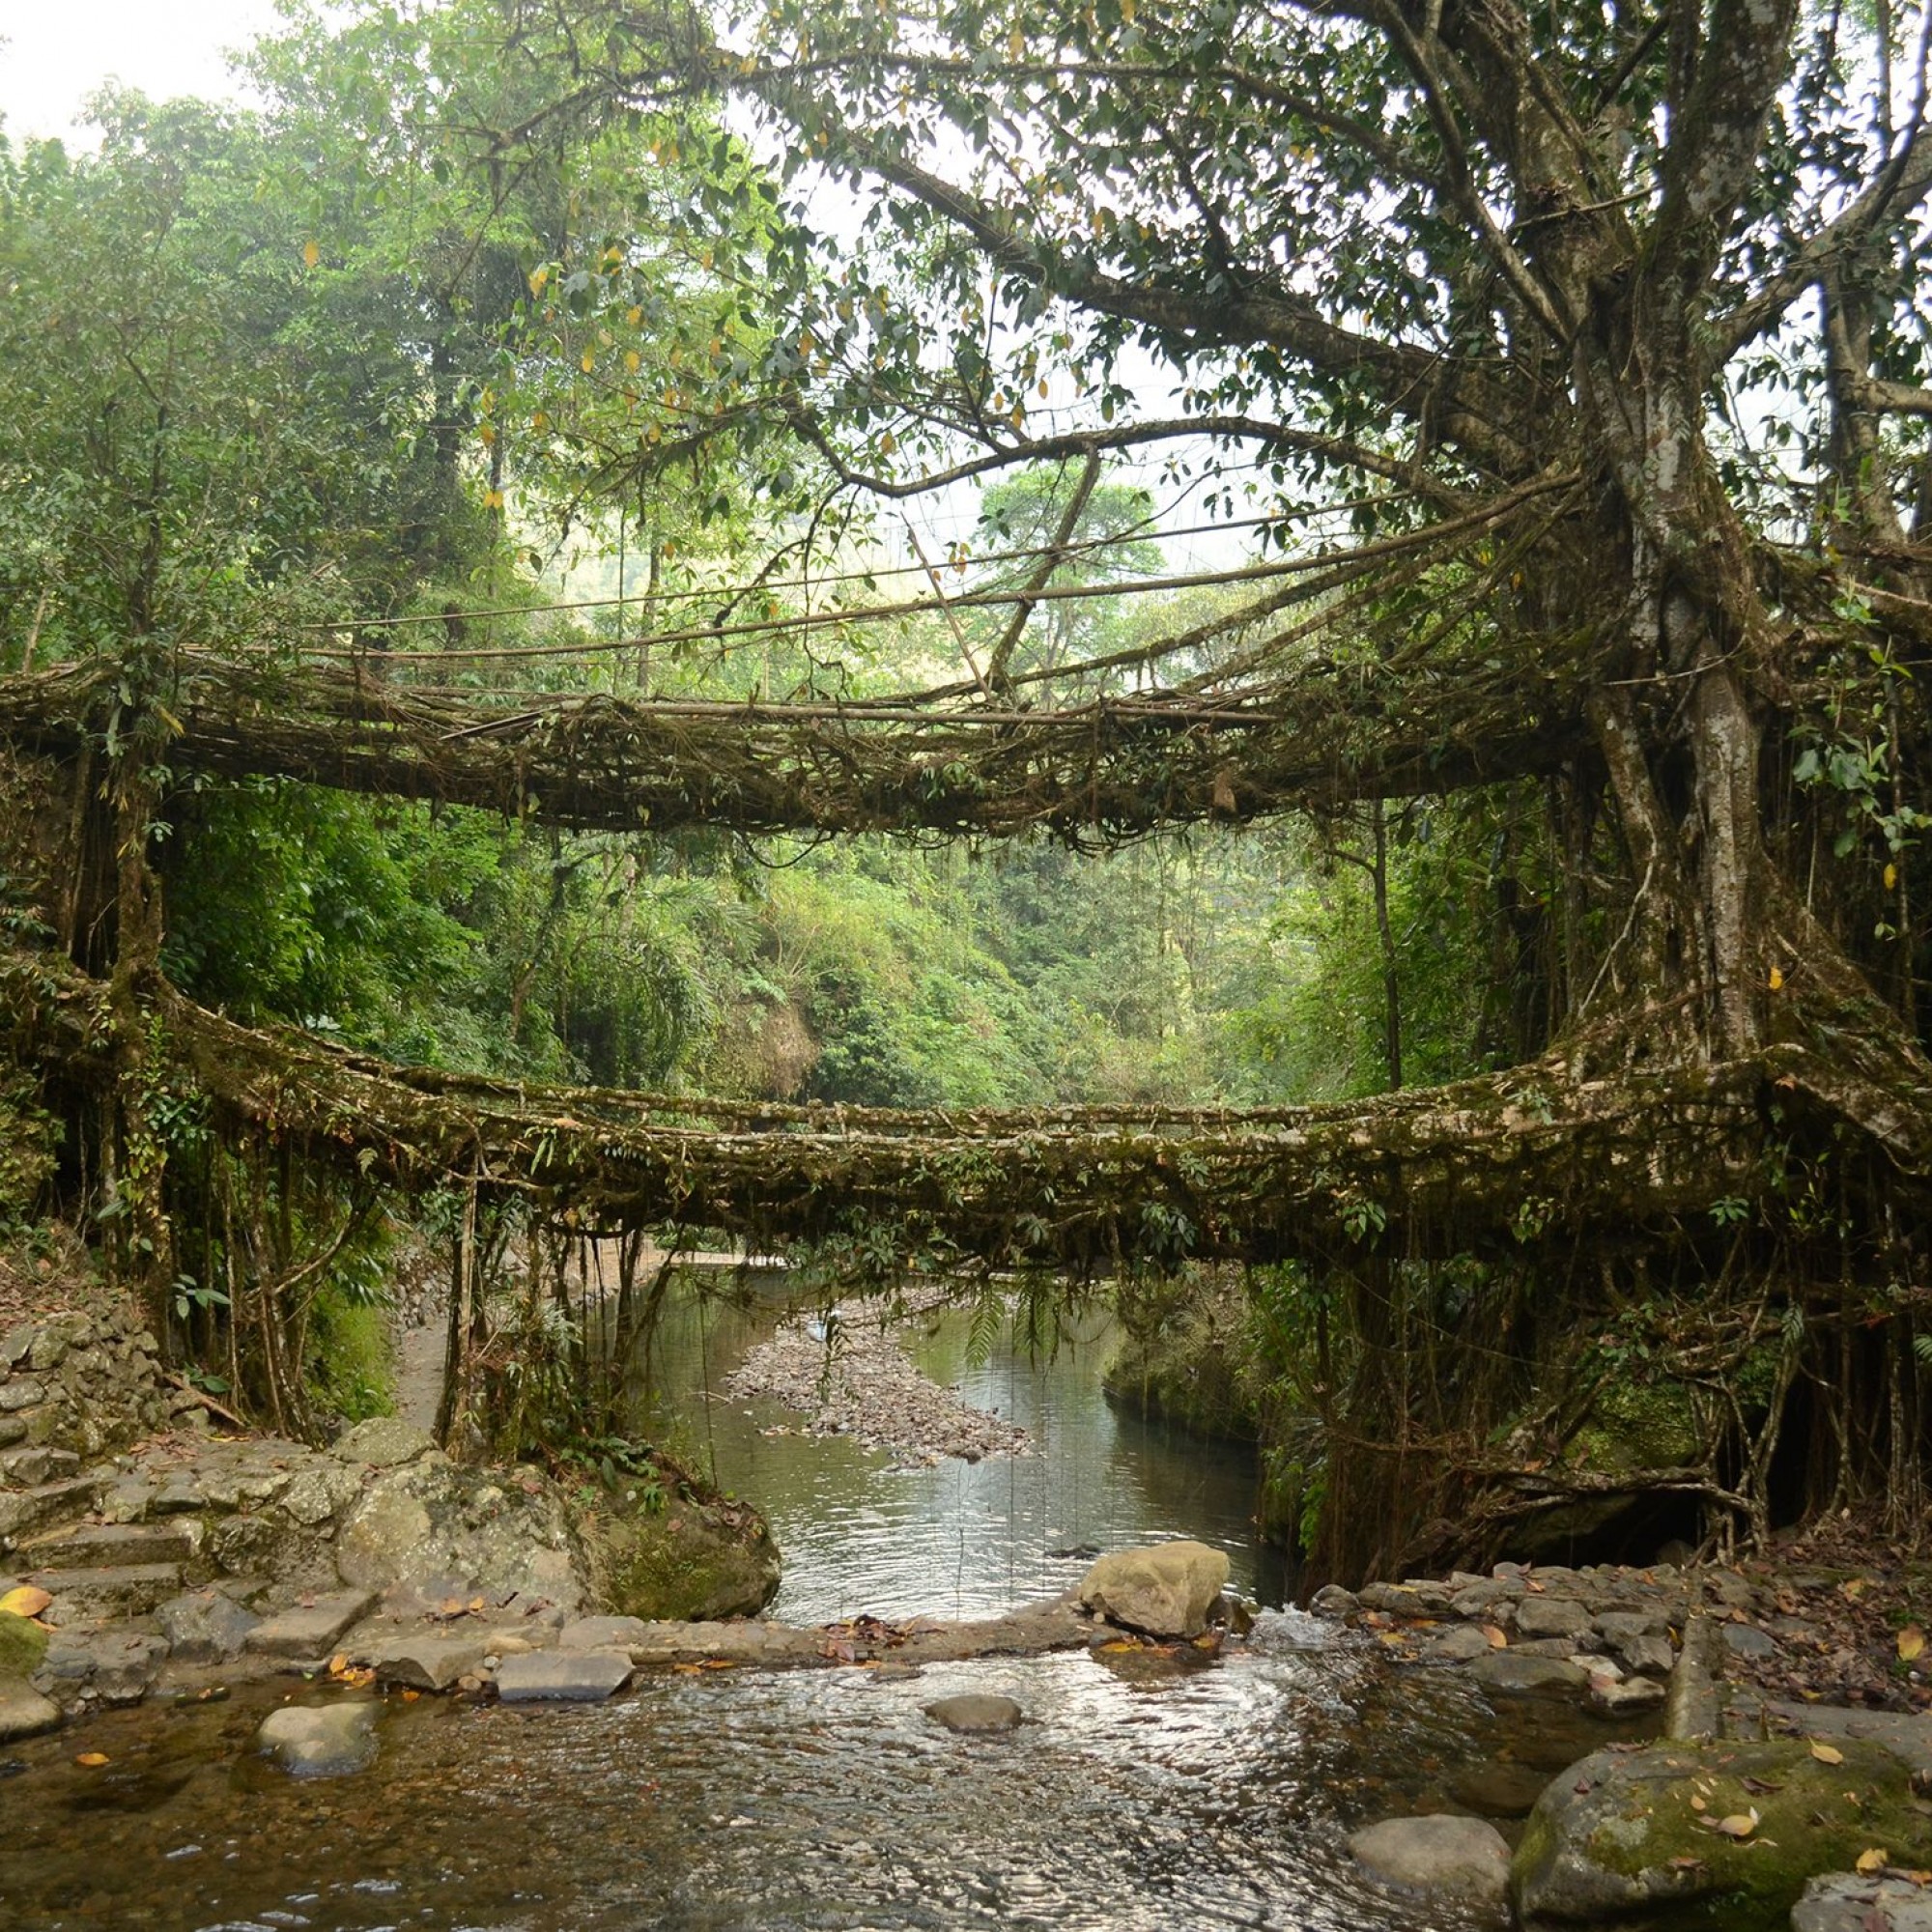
591 1492 781 1622
1513 1739 1932 1931
0 1609 48 1680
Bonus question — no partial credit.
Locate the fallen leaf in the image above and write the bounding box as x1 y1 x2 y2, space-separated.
1482 1625 1508 1648
73 1752 109 1768
1690 1795 1708 1812
1666 1855 1707 1872
0 1586 52 1619
1857 1848 1889 1874
327 1653 350 1676
700 1659 736 1670
400 1689 421 1702
1741 1776 1785 1796
1709 1808 1760 1839
1900 1627 1925 1662
1812 1742 1846 1765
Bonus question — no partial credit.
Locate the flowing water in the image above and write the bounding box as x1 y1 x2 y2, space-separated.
0 1274 1627 1931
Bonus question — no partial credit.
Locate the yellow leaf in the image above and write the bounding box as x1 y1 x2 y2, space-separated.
0 1586 52 1619
1811 1742 1845 1765
1712 1809 1759 1839
581 350 596 373
877 431 895 456
625 350 641 374
627 305 643 327
301 240 320 270
1858 1848 1889 1874
1008 27 1025 57
1886 862 1899 890
1690 1795 1707 1811
327 1653 349 1677
483 490 504 512
74 1751 109 1768
1769 966 1785 990
528 266 550 298
1482 1625 1508 1648
1901 1626 1925 1662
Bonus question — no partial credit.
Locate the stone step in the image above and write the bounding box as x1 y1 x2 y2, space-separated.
0 1446 80 1488
26 1561 184 1624
0 1476 108 1549
18 1519 204 1570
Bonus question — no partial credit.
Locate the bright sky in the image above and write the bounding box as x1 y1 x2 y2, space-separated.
0 0 280 143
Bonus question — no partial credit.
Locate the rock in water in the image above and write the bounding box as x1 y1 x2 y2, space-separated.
494 1650 632 1702
256 1700 378 1776
1079 1542 1231 1637
1349 1814 1512 1910
1512 1739 1932 1929
1794 1872 1932 1931
923 1693 1024 1734
0 1678 61 1743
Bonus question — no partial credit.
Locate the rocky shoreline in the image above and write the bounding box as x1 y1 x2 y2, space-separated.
723 1303 1031 1465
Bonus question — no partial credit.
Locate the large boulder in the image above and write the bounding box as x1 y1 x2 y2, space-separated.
1349 1814 1512 1910
1513 1739 1932 1930
335 1460 590 1612
591 1494 781 1622
1079 1541 1231 1637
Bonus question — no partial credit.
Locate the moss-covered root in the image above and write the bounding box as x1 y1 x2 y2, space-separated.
1512 1739 1932 1932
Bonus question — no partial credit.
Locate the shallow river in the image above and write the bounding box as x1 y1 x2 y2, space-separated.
0 1277 1625 1931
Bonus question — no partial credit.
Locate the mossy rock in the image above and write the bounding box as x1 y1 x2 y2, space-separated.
0 1609 48 1679
593 1494 781 1622
1513 1738 1932 1931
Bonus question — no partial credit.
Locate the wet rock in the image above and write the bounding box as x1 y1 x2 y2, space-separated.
355 1629 491 1691
1663 1614 1719 1740
1360 1581 1434 1615
1469 1652 1590 1698
0 1678 60 1742
1452 1578 1523 1623
244 1588 378 1659
1080 1541 1231 1638
1512 1739 1930 1930
560 1615 651 1651
256 1699 379 1776
1722 1621 1779 1658
1449 1760 1556 1818
495 1649 632 1702
1793 1871 1932 1932
332 1416 437 1468
1308 1584 1359 1620
156 1589 260 1664
923 1693 1024 1735
1349 1814 1511 1909
1509 1635 1596 1659
1423 1624 1495 1664
1587 1671 1666 1717
36 1629 168 1706
1515 1595 1593 1639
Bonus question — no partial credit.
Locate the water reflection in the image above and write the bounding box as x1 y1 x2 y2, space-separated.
627 1273 1288 1624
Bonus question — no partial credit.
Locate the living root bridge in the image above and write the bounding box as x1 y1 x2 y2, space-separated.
0 651 1583 843
154 985 1796 1268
